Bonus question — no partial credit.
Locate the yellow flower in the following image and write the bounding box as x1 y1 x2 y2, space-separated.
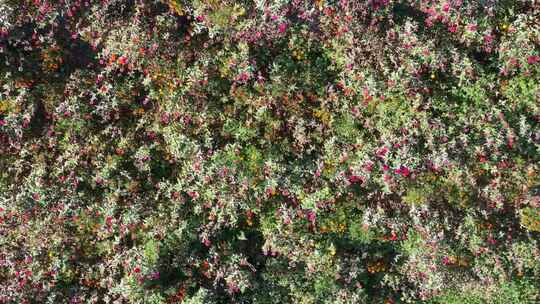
367 260 386 273
168 0 184 15
133 108 145 115
316 0 324 11
329 243 336 256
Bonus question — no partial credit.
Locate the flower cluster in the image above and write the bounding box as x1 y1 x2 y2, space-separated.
0 0 539 303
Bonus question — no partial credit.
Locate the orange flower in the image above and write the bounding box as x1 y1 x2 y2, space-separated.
109 53 117 65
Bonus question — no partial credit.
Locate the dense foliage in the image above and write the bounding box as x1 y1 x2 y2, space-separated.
1 0 539 303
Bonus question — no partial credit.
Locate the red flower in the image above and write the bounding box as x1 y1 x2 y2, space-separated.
401 166 410 177
349 175 363 184
117 55 128 65
394 166 410 177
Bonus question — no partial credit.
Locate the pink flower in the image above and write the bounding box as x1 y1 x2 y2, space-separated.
266 187 275 196
237 72 250 82
188 191 199 199
448 24 457 33
507 136 514 149
442 3 450 12
363 162 374 172
442 256 451 265
527 56 538 65
161 113 169 125
278 23 287 33
371 0 389 10
306 211 316 224
376 146 389 158
227 281 240 294
147 131 157 140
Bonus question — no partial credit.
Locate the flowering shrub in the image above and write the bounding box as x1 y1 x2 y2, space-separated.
0 0 539 303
